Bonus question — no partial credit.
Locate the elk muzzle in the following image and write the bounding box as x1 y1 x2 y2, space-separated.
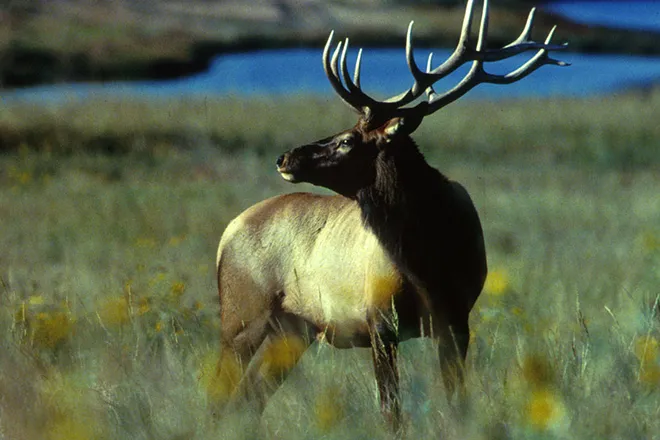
276 152 298 182
276 147 310 183
276 144 326 184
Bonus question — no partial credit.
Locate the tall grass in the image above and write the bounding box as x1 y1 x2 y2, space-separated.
0 93 659 439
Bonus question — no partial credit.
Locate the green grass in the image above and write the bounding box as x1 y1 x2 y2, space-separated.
3 89 659 167
0 94 659 439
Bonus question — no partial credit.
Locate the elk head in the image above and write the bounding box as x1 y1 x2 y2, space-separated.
276 0 568 198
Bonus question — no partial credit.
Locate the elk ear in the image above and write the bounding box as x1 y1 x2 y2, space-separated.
382 114 423 139
382 118 404 139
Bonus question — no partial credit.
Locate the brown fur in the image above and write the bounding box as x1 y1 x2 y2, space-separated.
216 117 487 429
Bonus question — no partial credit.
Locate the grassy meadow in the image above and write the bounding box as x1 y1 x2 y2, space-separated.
0 91 659 439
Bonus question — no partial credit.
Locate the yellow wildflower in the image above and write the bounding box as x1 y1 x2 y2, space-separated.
260 334 307 380
200 351 243 405
314 385 344 431
41 371 105 440
634 335 659 364
639 364 660 386
12 170 32 185
32 311 73 349
47 414 99 440
484 269 510 296
521 354 555 387
136 296 151 316
526 387 565 430
171 281 185 301
29 295 45 306
98 296 130 326
640 231 659 253
634 335 660 387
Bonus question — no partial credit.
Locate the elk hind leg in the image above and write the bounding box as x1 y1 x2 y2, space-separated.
210 311 271 414
217 311 313 418
250 312 314 411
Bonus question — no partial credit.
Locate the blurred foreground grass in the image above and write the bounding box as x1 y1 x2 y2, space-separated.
0 93 659 439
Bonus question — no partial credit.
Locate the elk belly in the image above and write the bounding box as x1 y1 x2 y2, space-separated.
366 270 403 310
281 270 369 344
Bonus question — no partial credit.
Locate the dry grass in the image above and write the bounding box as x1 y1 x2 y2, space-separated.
0 94 659 439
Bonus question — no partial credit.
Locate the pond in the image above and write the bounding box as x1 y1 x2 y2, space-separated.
544 1 660 32
4 1 660 104
4 49 660 104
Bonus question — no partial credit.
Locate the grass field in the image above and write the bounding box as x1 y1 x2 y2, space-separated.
0 92 659 439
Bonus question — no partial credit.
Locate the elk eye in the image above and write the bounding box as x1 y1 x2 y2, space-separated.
337 138 353 153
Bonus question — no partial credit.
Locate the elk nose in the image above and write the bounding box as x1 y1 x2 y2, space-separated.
276 154 286 168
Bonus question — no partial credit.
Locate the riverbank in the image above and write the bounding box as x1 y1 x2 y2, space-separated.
3 0 660 89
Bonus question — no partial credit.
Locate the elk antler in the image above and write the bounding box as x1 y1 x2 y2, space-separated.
322 0 569 128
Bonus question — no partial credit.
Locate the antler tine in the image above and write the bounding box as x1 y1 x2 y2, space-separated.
496 26 570 79
476 0 490 52
383 0 479 107
340 38 380 108
323 31 369 114
337 26 425 115
382 22 422 105
479 7 567 61
476 25 569 85
418 23 569 116
420 0 478 79
404 21 427 98
384 0 476 108
407 0 488 112
354 48 363 88
322 33 351 109
544 27 571 67
511 7 537 46
325 32 403 116
425 53 437 100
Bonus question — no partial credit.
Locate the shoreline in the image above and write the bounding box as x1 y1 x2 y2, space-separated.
2 2 660 90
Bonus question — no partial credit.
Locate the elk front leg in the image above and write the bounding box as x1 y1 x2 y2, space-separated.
370 323 401 430
437 318 469 408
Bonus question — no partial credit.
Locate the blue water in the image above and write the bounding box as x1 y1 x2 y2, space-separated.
4 49 660 104
4 1 660 104
544 1 660 32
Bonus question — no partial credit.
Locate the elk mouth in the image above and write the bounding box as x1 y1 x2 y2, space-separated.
276 152 305 183
276 161 304 183
277 168 299 183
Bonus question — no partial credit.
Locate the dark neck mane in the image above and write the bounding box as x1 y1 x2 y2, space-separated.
355 135 487 319
356 137 450 274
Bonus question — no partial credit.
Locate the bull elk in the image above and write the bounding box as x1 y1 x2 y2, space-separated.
215 0 567 429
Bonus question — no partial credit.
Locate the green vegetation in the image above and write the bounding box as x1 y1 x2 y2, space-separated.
1 93 659 439
2 89 659 167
